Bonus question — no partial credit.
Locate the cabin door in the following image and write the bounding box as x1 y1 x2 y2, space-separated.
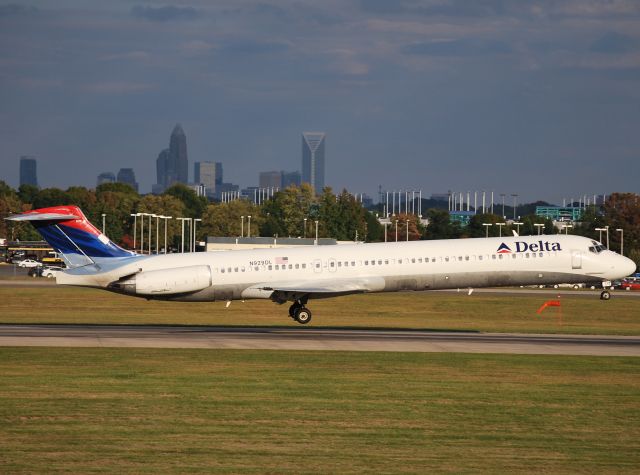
571 250 582 269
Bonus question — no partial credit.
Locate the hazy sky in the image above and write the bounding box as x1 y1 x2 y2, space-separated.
1 0 639 204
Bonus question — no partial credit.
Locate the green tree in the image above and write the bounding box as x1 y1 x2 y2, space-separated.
164 184 207 218
603 193 640 262
424 209 462 240
33 188 71 209
202 200 263 238
260 184 315 238
17 184 39 205
136 195 187 251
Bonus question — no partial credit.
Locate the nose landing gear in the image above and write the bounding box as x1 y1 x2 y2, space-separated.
600 290 611 300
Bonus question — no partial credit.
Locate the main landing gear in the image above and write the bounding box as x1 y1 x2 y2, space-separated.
600 290 611 301
289 300 312 324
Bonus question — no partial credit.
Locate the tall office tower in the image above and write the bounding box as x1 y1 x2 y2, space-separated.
259 171 282 189
215 162 223 187
97 172 116 186
301 132 326 194
156 149 169 190
19 156 38 187
117 168 139 193
169 123 188 185
194 161 216 197
281 170 301 188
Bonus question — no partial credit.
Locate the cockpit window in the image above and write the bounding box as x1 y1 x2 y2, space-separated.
588 240 607 254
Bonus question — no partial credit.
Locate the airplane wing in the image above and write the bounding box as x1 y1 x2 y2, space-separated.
241 276 386 301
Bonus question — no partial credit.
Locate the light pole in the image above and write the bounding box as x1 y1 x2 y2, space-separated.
148 214 153 255
101 213 106 235
303 218 307 239
616 228 624 255
500 194 506 218
130 213 139 250
562 224 573 235
314 220 319 245
162 216 172 253
605 225 610 248
482 223 492 238
384 222 388 242
513 221 523 235
496 222 506 237
511 194 518 220
241 216 244 238
247 215 252 238
155 215 160 254
193 218 202 252
595 227 605 243
177 217 189 253
140 213 147 254
406 219 410 241
534 223 545 235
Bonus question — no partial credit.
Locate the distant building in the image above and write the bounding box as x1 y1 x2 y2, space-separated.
194 161 217 197
259 171 282 189
19 156 38 187
281 170 301 188
190 183 207 197
215 162 223 187
154 124 189 192
301 132 326 194
536 206 583 222
117 168 138 192
96 172 116 186
169 123 188 184
449 211 474 226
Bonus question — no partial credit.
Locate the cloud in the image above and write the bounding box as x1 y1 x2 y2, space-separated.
590 32 637 54
0 3 37 16
220 39 289 56
360 0 508 18
101 51 151 62
403 38 511 56
131 5 200 22
84 81 154 94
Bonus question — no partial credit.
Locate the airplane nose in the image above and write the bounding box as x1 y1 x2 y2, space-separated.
621 256 637 277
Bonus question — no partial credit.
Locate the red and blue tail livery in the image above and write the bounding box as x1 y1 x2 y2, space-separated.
7 206 136 267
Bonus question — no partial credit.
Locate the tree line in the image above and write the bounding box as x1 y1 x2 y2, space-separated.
0 180 638 266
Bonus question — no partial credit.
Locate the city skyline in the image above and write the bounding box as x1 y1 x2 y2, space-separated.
1 1 639 203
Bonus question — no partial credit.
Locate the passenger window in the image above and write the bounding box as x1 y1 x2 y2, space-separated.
338 262 342 267
289 264 292 269
418 258 422 263
365 260 369 265
234 267 238 272
525 253 530 258
465 256 469 261
255 266 259 271
478 255 483 261
431 258 436 263
268 265 272 270
302 264 307 269
512 255 516 259
351 261 355 266
499 255 503 260
492 255 496 260
221 268 225 273
445 257 449 262
315 262 320 268
330 261 335 267
275 265 279 270
295 264 299 269
539 253 543 258
412 258 415 263
378 260 382 265
241 266 245 272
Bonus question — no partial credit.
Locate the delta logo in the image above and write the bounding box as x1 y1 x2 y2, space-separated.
497 241 562 253
497 243 512 254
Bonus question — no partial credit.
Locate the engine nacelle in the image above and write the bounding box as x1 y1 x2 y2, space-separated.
110 265 212 296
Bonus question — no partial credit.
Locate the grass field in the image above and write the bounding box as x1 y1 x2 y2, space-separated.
0 348 638 473
1 286 639 335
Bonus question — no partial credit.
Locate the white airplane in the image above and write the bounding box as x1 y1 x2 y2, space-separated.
8 206 636 324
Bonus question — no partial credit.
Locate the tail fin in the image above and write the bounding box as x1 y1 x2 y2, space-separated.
6 206 136 268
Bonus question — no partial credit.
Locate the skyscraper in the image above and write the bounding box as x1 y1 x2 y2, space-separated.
155 149 170 192
169 123 188 185
19 156 38 187
97 172 116 186
259 171 282 189
117 168 138 192
194 161 216 197
153 124 189 193
215 162 223 187
301 132 325 194
281 170 302 188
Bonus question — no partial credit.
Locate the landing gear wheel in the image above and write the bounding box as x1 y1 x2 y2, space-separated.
294 307 312 324
600 290 611 301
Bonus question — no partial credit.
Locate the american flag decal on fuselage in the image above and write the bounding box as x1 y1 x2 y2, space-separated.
275 256 289 265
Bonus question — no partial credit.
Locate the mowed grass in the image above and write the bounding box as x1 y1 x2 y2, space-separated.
0 348 638 473
1 286 639 334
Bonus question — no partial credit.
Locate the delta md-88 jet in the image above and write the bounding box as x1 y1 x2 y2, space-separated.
8 206 636 324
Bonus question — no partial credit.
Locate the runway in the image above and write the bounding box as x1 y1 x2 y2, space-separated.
0 324 638 356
